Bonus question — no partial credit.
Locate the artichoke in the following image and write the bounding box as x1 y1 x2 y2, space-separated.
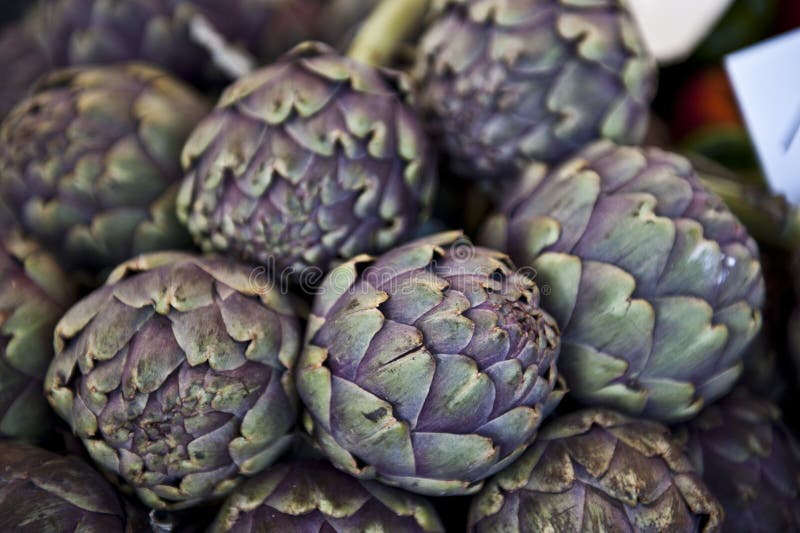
0 0 380 118
481 141 765 421
211 459 445 532
468 409 724 532
0 233 75 441
297 231 564 496
44 252 302 510
414 0 657 182
178 42 437 280
0 441 146 532
678 388 800 532
0 63 209 274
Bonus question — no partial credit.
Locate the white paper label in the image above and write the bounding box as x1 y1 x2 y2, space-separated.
627 0 733 64
726 29 800 203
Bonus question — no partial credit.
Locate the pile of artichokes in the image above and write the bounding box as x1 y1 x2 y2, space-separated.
0 0 798 531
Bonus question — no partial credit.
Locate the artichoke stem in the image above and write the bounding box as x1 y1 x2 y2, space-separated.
698 172 800 251
347 0 431 67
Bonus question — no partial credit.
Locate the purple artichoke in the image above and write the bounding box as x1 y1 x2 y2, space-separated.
468 409 724 532
0 233 75 441
481 141 765 421
678 388 800 532
296 231 564 496
211 459 444 532
44 253 302 510
178 42 437 280
0 0 380 118
0 63 209 274
0 441 146 531
414 0 657 182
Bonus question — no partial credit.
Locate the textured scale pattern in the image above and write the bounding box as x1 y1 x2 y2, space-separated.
0 441 144 532
44 253 302 510
0 63 209 274
680 388 800 533
0 234 74 441
297 232 564 496
481 141 765 421
414 0 657 181
212 460 444 532
468 409 723 533
0 0 379 118
178 42 437 279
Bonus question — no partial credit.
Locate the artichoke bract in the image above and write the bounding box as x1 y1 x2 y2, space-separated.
178 42 437 282
0 234 75 441
679 388 800 532
481 141 765 421
468 409 724 532
0 441 145 532
297 232 564 496
414 0 657 182
44 253 302 510
211 459 445 532
0 63 209 275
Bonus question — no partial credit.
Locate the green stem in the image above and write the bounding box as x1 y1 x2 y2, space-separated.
698 172 800 252
347 0 431 67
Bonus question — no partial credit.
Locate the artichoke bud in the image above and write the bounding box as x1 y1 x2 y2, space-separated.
677 388 800 533
468 409 724 532
481 141 766 421
297 231 564 496
0 441 147 531
0 232 75 442
414 0 658 183
212 459 445 532
177 41 438 282
44 252 303 510
0 63 210 275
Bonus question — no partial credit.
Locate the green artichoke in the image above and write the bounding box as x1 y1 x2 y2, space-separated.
0 233 75 441
178 42 437 280
211 459 445 532
678 388 800 532
0 0 380 118
297 231 564 496
468 409 724 532
481 141 765 421
414 0 657 182
0 441 146 532
0 63 209 275
44 252 302 510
